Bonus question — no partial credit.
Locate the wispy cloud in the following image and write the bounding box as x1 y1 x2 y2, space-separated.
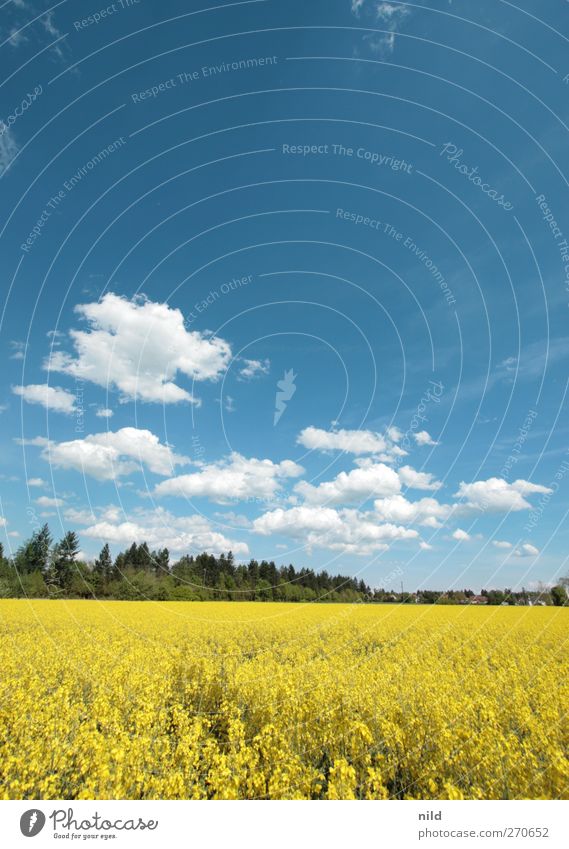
0 127 19 178
9 341 25 360
513 543 540 558
8 27 27 47
351 1 411 57
238 358 270 381
4 4 68 62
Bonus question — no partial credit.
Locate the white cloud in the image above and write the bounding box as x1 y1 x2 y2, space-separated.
83 507 249 556
454 478 552 512
96 408 113 418
47 329 65 342
0 517 7 528
253 504 418 556
353 2 410 57
27 477 46 487
376 2 408 21
8 531 20 538
513 543 540 558
213 511 252 529
65 505 127 526
224 395 236 413
41 11 60 37
414 430 438 447
36 496 64 508
297 426 406 460
8 28 27 47
419 541 433 550
295 462 401 506
374 494 452 527
46 293 232 404
238 358 270 380
10 341 25 360
31 427 189 481
294 460 441 508
0 126 18 178
155 453 304 504
452 528 471 541
12 383 76 414
398 465 442 491
492 540 513 550
7 6 67 59
64 507 97 525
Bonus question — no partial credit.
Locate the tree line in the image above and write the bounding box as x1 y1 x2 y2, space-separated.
0 523 567 605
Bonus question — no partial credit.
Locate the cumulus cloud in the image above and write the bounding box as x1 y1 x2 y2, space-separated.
492 540 513 550
398 465 442 491
414 430 438 447
213 511 252 529
27 477 46 487
295 462 401 506
238 358 270 380
253 504 418 556
45 293 232 405
295 460 442 508
452 528 471 541
83 507 249 557
297 426 406 460
513 543 540 558
28 427 189 481
36 496 64 508
64 507 98 525
374 494 452 527
386 426 403 442
155 453 304 504
96 408 113 418
12 383 76 414
454 478 552 512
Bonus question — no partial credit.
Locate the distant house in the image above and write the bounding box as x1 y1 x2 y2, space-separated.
469 595 488 605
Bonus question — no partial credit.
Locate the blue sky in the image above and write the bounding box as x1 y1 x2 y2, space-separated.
1 0 568 591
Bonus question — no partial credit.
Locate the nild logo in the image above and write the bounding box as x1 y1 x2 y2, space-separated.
274 369 297 425
20 810 46 837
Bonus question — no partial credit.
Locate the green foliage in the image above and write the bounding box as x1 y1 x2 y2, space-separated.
2 524 564 605
551 585 568 607
93 543 113 581
50 531 80 590
15 524 52 574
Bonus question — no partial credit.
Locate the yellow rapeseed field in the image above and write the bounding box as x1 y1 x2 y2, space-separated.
0 600 567 800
